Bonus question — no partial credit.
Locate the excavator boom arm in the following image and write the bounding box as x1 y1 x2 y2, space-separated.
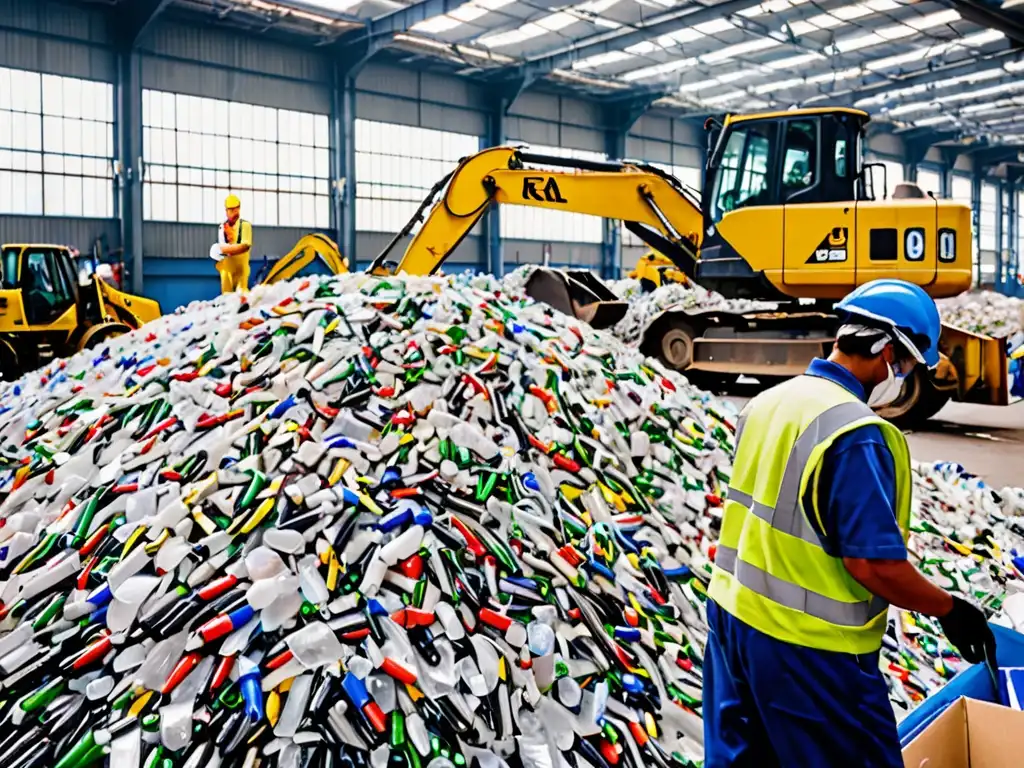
376 147 704 277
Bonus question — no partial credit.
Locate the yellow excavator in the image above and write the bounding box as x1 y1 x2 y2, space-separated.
630 250 690 291
256 233 350 286
0 243 161 378
369 107 1009 425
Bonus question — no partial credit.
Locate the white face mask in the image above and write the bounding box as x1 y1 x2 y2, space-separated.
867 362 906 407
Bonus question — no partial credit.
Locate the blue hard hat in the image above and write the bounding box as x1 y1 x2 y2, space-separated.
834 279 941 367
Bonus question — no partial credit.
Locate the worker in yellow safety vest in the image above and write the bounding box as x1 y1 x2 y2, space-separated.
210 194 253 294
703 279 997 768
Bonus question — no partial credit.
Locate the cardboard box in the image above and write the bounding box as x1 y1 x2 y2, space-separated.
903 697 1024 768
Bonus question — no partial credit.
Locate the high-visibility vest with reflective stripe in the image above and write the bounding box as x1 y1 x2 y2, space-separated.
708 374 912 654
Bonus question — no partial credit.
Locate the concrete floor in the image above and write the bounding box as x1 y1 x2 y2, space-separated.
723 394 1024 489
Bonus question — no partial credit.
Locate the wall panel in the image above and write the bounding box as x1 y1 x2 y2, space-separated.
0 215 119 252
0 0 114 79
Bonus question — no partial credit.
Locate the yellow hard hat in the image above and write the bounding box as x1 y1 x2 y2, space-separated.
225 194 241 209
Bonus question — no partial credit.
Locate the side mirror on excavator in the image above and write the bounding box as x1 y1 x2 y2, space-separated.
703 117 722 166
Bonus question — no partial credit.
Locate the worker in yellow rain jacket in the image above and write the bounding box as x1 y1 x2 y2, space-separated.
703 279 997 767
211 194 253 294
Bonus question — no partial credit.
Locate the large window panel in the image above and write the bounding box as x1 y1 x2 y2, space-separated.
143 89 330 227
500 144 605 244
916 167 941 196
354 119 480 234
0 68 114 217
980 182 997 252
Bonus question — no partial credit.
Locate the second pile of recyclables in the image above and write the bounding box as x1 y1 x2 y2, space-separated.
0 270 1022 767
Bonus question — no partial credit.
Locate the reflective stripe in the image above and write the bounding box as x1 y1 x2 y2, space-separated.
726 400 874 546
715 545 888 628
723 488 779 530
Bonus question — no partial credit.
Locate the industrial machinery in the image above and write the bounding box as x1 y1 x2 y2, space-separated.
256 233 349 286
0 244 161 378
371 107 1009 425
629 250 690 291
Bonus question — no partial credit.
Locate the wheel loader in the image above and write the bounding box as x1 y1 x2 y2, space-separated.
0 244 161 379
370 107 1010 426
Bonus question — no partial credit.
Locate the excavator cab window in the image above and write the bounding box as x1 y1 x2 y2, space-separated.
22 247 75 325
781 119 817 201
710 121 777 223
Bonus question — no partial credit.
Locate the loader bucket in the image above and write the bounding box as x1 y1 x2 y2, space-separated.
524 267 628 330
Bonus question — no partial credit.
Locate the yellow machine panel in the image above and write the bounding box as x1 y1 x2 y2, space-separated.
0 289 28 332
782 203 857 294
934 202 974 297
855 199 937 287
716 205 784 288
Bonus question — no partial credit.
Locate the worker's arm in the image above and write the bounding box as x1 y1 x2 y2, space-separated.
221 221 252 256
809 427 950 618
843 557 953 616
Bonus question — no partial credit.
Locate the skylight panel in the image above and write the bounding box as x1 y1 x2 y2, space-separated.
738 0 810 18
765 52 825 70
806 67 861 84
912 114 954 127
695 18 736 35
701 89 750 105
834 32 883 53
620 57 696 81
754 77 805 94
411 0 514 34
625 41 658 55
886 101 936 117
571 50 633 69
701 37 779 63
829 9 963 55
905 8 959 30
476 0 621 46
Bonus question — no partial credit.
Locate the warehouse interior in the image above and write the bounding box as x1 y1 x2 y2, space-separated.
5 1 1024 766
2 0 1024 310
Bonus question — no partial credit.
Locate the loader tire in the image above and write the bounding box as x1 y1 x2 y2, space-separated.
0 339 20 381
875 366 950 428
656 318 695 371
78 323 131 352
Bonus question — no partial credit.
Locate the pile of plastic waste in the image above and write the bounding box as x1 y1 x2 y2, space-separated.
0 273 733 768
0 272 1021 767
937 291 1023 338
607 281 776 347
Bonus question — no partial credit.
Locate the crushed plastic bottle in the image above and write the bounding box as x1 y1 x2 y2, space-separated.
0 270 1021 768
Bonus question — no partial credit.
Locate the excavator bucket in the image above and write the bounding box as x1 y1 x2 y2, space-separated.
524 267 628 330
261 234 349 285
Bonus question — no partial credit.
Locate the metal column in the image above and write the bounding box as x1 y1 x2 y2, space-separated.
117 51 144 295
484 101 506 276
338 74 357 269
601 129 625 280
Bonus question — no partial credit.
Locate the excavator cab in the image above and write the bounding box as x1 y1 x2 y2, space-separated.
698 108 973 300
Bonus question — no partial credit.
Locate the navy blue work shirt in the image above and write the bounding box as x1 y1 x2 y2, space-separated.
799 357 907 561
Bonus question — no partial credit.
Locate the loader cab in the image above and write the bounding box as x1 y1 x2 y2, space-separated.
0 244 80 328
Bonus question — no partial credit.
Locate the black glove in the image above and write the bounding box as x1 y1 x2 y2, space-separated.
938 596 997 665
